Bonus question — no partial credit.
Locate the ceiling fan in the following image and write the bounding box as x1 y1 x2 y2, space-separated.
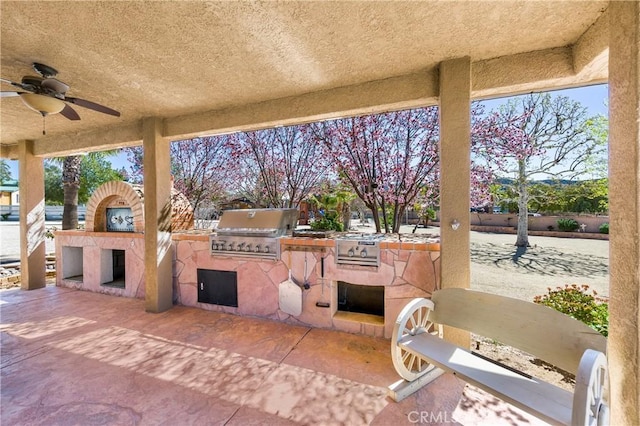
1 62 120 128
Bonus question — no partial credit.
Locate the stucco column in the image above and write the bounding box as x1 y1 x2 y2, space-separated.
438 57 471 348
143 117 173 313
609 1 640 423
18 140 46 290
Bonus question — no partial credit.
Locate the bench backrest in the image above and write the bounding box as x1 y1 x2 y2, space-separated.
430 288 607 375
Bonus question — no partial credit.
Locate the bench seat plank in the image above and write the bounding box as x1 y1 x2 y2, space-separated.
400 332 573 426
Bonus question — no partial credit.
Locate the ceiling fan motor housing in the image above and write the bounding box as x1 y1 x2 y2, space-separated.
32 62 58 78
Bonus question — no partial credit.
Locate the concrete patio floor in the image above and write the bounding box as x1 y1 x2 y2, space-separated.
1 285 544 425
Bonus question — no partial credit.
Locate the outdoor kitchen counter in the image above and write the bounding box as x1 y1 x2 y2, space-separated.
279 235 441 252
172 232 441 339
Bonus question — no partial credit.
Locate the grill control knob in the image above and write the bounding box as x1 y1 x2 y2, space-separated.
254 244 261 253
244 244 252 252
348 248 355 257
211 242 218 251
263 246 270 253
227 242 235 251
360 249 368 258
237 242 245 251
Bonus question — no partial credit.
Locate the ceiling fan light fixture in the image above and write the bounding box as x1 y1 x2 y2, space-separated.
19 93 65 115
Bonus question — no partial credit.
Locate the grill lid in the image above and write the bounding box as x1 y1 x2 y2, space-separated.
216 208 299 237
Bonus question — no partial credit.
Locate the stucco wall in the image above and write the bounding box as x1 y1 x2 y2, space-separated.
55 231 146 299
469 213 609 233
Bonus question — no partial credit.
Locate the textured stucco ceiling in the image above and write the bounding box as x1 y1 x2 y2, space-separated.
0 1 608 153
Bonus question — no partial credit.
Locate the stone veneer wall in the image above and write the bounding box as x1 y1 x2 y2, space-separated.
173 234 440 338
55 231 145 299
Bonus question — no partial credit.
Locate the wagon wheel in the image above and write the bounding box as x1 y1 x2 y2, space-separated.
391 298 442 381
573 349 609 426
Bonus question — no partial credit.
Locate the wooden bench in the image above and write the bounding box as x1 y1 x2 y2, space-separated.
388 289 608 426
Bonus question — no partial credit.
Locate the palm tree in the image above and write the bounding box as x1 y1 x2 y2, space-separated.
61 155 83 230
59 150 120 230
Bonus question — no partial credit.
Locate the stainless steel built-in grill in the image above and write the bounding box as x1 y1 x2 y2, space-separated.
210 208 299 260
335 233 384 267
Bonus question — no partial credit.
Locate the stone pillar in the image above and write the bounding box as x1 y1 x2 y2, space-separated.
438 57 471 348
18 140 46 290
143 118 173 313
608 1 640 423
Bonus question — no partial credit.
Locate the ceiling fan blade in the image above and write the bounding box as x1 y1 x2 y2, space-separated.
60 104 81 120
1 78 28 91
65 96 120 117
1 91 23 97
42 78 69 94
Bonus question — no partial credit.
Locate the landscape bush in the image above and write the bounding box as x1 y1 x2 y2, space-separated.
534 284 608 336
599 222 609 234
310 214 343 232
556 218 580 232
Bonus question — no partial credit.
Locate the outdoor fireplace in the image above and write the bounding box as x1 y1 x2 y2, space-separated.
56 180 193 298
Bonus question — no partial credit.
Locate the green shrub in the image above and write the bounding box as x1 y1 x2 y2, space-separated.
534 284 608 336
599 223 609 234
44 226 58 240
310 215 343 232
557 218 579 232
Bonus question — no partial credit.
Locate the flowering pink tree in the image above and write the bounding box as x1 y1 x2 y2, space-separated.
311 108 441 233
475 93 608 247
227 125 333 208
311 105 495 233
123 135 234 212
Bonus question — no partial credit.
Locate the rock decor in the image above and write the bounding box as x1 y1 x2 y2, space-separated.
0 266 21 288
173 234 440 338
1 258 56 289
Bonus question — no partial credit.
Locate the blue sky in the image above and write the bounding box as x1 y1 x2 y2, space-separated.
6 83 609 178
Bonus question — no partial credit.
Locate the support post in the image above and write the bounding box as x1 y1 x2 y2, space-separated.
143 118 173 313
609 1 640 423
438 57 472 348
18 140 46 290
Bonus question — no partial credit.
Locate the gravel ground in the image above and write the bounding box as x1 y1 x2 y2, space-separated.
467 230 609 301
